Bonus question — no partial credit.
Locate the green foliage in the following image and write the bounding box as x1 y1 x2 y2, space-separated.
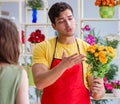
27 0 44 10
105 39 119 49
91 99 109 104
35 89 42 102
90 28 104 45
105 64 118 82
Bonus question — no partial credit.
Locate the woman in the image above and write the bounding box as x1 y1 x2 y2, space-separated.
0 18 29 104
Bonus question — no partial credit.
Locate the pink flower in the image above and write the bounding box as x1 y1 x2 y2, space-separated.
85 34 96 45
111 80 120 89
82 24 97 45
103 77 108 83
81 25 90 31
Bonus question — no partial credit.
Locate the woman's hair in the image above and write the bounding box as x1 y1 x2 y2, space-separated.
48 2 73 24
0 18 20 64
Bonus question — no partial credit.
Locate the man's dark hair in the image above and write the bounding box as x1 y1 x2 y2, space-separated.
48 2 73 24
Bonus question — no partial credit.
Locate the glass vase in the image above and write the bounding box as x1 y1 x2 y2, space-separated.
32 8 37 23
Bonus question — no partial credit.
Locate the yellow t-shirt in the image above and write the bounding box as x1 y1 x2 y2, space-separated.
32 37 90 89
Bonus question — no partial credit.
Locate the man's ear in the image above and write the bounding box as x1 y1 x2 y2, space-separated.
52 23 56 30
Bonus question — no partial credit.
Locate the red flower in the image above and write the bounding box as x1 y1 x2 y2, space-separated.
22 30 25 44
28 29 45 43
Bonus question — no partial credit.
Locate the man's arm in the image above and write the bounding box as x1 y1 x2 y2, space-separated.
32 53 84 89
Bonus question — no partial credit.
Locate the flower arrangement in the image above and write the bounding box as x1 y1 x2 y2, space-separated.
28 29 45 43
82 24 116 78
95 0 119 7
111 80 120 89
86 44 115 78
27 0 44 10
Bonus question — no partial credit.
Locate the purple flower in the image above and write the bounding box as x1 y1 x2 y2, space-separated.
111 80 120 89
85 34 96 45
81 25 90 31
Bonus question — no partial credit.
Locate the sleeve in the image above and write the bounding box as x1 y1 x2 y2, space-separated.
32 42 49 68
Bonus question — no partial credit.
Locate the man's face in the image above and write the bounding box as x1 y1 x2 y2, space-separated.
52 9 76 37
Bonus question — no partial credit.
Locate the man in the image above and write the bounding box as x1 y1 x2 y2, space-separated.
32 2 105 104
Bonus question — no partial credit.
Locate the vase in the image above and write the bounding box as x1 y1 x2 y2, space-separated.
27 66 35 86
32 8 37 23
113 89 120 97
99 6 115 18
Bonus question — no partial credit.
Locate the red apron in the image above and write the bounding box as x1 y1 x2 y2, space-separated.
41 38 91 104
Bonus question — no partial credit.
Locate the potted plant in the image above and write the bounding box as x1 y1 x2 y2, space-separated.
27 0 44 10
27 0 44 23
94 0 119 18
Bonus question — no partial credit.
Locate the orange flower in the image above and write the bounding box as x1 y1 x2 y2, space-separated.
98 51 108 64
99 55 108 64
95 0 118 7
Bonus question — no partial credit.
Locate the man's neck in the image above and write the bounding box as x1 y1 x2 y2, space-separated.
57 36 75 44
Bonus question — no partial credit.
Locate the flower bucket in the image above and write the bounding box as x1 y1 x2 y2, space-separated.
113 89 120 97
99 6 115 18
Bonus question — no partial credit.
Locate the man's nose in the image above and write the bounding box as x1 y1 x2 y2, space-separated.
65 19 71 26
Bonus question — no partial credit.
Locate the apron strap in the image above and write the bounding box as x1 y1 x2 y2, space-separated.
50 37 58 68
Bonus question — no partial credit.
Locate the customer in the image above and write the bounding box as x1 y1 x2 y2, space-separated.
0 18 29 104
32 2 105 104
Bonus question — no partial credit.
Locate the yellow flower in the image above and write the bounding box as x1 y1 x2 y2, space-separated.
87 45 96 53
98 45 106 51
99 55 108 64
94 52 99 57
86 44 115 78
107 46 115 58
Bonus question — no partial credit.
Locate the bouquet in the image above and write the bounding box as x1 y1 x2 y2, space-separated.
86 44 115 78
28 29 45 43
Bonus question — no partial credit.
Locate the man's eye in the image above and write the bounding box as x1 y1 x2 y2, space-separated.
57 20 64 23
68 18 73 21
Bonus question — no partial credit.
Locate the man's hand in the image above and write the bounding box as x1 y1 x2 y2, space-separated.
60 51 85 69
89 77 105 100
